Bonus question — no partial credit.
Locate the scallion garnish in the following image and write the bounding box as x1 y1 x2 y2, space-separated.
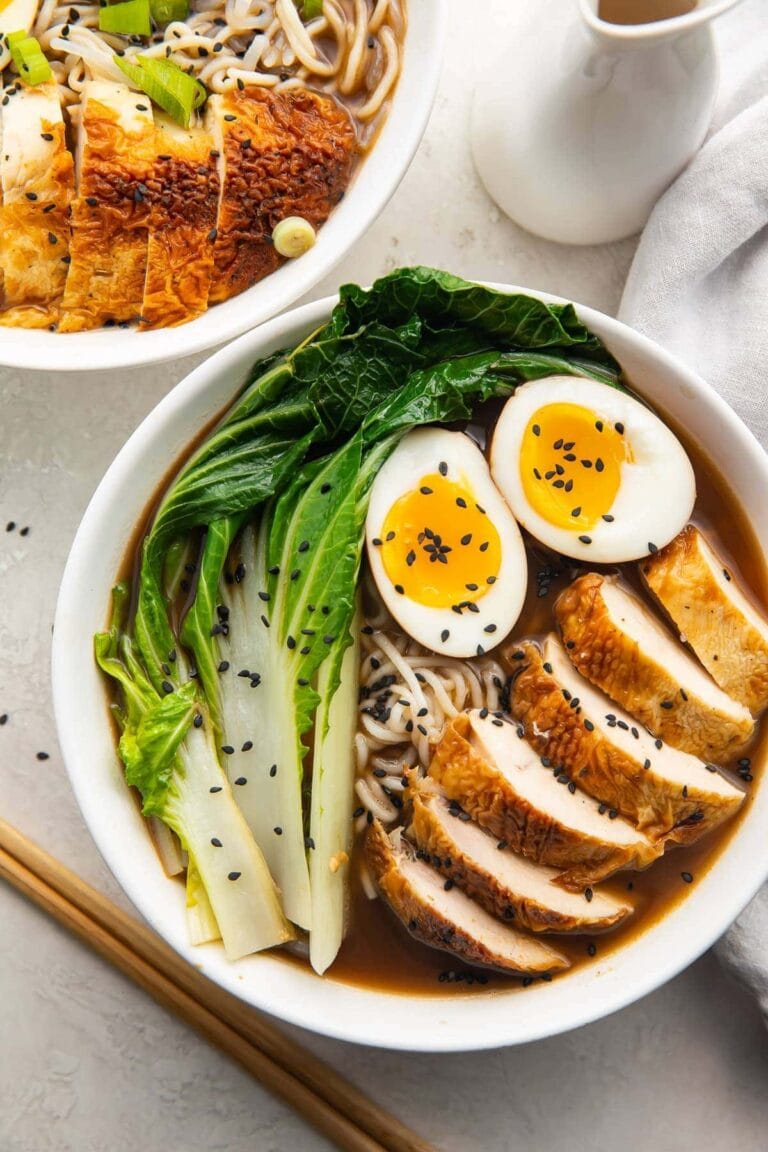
99 0 152 38
150 0 190 25
8 33 52 86
115 53 207 127
300 0 324 17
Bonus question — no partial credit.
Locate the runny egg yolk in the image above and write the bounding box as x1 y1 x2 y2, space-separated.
520 403 631 531
379 472 501 609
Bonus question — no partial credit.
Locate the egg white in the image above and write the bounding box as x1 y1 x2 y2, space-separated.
490 376 696 563
365 428 527 657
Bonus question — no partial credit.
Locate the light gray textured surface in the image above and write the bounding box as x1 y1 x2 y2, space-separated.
1 3 767 1150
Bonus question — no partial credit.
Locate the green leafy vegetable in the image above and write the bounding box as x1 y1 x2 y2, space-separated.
96 588 293 959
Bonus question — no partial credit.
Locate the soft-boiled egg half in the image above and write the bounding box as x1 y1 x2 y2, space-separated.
365 428 527 657
490 376 696 563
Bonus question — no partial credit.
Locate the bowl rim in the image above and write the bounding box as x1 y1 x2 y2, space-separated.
0 1 445 373
52 284 768 1051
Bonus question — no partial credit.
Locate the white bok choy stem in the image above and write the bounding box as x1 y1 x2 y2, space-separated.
185 859 221 946
218 519 313 930
308 615 361 975
170 719 294 960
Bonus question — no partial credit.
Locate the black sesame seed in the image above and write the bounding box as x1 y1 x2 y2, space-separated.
36 751 50 761
571 507 582 518
587 943 597 957
456 497 467 508
234 776 247 786
648 542 658 554
584 719 594 732
585 887 593 903
241 740 253 752
193 714 203 729
660 700 673 710
615 422 625 434
211 837 222 847
273 826 283 836
161 680 174 695
681 871 693 884
602 514 614 522
221 745 234 755
578 535 592 545
227 871 241 881
218 660 229 672
532 424 541 436
643 758 651 769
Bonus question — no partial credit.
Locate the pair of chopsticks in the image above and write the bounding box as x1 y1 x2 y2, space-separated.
0 819 436 1152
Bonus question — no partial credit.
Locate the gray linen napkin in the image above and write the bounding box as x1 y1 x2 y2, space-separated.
618 0 768 1021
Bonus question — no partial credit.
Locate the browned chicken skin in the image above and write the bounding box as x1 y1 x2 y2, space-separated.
140 119 220 330
554 573 753 761
428 711 658 889
407 776 632 934
642 525 768 716
59 82 155 332
509 636 744 844
207 87 356 304
366 819 569 974
0 83 74 328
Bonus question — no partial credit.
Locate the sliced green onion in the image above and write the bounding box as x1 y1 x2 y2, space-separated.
5 30 30 49
115 53 207 127
99 0 152 37
272 216 316 258
9 34 52 86
150 0 189 25
300 0 324 18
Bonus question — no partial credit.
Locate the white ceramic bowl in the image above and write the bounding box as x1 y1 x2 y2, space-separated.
0 3 444 374
52 288 768 1051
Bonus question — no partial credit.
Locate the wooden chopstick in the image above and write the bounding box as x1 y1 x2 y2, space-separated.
0 821 437 1152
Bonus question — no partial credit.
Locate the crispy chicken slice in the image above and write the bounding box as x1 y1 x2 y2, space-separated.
59 81 155 332
642 525 768 716
428 711 658 889
407 775 632 933
555 573 754 760
510 635 744 844
0 81 74 327
207 87 356 304
140 116 220 330
366 820 569 975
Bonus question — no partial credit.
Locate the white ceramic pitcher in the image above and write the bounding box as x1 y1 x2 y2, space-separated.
471 0 743 245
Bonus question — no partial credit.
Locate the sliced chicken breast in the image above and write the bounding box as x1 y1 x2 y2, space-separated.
366 820 569 975
555 573 753 761
407 776 632 933
0 81 74 327
428 711 658 889
59 81 155 332
140 116 220 330
642 525 768 716
207 87 356 305
510 635 744 844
